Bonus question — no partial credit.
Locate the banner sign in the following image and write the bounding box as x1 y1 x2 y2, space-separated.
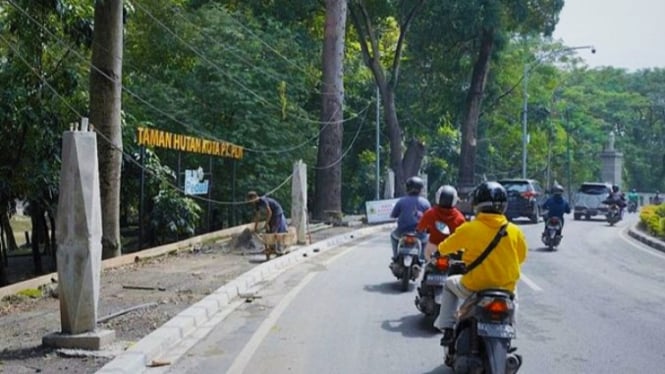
184 168 209 195
136 126 244 160
365 198 399 224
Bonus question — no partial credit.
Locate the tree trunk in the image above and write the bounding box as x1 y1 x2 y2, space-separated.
348 1 425 198
458 28 494 188
402 139 426 179
313 0 347 220
30 202 43 275
0 209 17 252
90 0 124 259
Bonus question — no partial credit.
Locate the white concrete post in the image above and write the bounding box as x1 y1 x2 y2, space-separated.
384 169 395 199
43 118 114 350
291 160 308 244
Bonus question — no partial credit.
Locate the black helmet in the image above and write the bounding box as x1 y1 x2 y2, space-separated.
406 176 425 195
552 184 564 195
612 185 620 193
435 185 458 208
472 181 508 214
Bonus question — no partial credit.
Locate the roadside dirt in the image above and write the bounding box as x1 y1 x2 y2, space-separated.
0 224 364 374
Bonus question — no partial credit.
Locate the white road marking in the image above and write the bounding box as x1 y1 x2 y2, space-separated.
520 273 543 292
226 272 318 374
619 226 665 260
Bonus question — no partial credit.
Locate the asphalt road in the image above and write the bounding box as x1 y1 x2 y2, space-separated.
151 212 665 374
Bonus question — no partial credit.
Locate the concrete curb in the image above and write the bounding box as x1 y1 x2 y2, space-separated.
627 225 665 253
96 224 390 374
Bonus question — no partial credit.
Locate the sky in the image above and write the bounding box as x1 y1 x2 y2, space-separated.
552 0 665 71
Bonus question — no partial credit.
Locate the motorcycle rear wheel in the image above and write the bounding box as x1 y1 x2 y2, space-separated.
401 266 411 292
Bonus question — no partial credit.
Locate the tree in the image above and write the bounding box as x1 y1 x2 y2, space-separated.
349 0 426 197
456 0 563 188
313 0 347 220
90 0 124 259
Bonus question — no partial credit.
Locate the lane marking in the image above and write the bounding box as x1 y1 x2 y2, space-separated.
226 272 318 374
619 226 665 261
520 273 543 292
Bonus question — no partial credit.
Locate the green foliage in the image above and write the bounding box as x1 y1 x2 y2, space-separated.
151 185 203 243
639 204 665 239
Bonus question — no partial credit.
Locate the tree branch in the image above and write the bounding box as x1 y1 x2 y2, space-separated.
389 0 425 90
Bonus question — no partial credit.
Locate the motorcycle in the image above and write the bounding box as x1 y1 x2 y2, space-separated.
443 285 522 374
415 254 458 318
540 216 563 250
606 203 621 226
389 232 423 291
627 200 638 213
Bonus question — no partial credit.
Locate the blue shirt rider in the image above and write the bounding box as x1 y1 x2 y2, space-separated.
390 176 430 260
541 184 570 236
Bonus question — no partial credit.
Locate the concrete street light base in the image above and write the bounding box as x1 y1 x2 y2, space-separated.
43 329 116 350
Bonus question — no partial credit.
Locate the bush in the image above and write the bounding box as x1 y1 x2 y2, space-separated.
639 204 665 238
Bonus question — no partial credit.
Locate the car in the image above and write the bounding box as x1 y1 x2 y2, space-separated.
573 182 613 220
498 179 547 223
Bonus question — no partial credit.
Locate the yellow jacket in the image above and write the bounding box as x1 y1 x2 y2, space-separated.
437 212 527 292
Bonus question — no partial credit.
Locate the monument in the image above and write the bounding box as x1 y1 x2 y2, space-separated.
600 130 623 187
42 118 115 350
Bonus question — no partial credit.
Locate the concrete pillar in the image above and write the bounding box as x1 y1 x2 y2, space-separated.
600 131 623 187
384 169 395 199
43 119 114 350
291 160 308 244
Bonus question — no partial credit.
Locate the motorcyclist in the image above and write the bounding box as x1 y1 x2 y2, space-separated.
416 185 466 261
390 176 431 261
434 181 528 344
541 184 570 237
627 189 639 211
604 185 627 218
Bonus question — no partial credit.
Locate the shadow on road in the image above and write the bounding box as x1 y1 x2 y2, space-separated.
380 313 440 338
363 281 409 295
421 363 453 374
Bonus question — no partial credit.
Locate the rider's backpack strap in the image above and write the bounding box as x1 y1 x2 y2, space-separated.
464 223 509 274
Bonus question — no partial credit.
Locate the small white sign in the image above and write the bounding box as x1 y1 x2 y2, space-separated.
184 169 209 195
365 198 399 224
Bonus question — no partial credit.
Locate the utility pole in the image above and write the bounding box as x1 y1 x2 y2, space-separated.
375 86 380 200
522 63 529 179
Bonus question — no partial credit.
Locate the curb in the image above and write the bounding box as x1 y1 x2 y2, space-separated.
96 224 390 374
627 225 665 253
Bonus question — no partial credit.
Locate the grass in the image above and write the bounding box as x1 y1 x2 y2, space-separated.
9 215 32 248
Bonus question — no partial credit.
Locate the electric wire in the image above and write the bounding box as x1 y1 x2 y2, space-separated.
133 1 362 127
6 0 371 156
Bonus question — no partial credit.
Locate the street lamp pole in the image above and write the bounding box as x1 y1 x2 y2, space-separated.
521 63 529 178
521 45 595 180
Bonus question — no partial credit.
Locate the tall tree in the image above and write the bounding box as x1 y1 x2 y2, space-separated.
349 0 426 197
313 0 348 220
456 0 563 189
90 0 124 258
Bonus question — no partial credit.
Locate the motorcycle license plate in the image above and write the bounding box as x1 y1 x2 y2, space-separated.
425 274 447 285
477 322 515 339
403 256 413 267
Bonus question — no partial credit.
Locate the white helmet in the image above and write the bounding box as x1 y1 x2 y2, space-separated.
435 185 459 208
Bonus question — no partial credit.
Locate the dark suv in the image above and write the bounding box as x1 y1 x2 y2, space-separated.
498 179 547 223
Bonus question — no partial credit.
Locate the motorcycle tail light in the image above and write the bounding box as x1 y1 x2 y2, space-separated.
403 236 417 245
481 298 511 320
435 256 449 271
549 217 560 225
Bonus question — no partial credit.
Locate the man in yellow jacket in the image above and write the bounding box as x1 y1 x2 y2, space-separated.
434 181 528 345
